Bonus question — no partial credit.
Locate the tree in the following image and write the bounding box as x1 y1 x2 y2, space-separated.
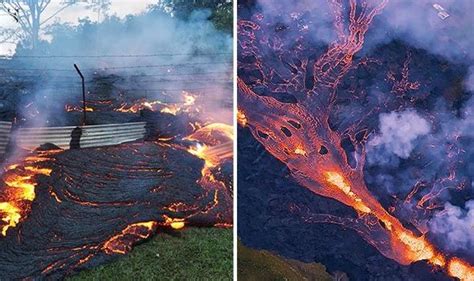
0 0 110 50
210 1 232 33
154 0 233 33
0 27 19 45
84 0 111 22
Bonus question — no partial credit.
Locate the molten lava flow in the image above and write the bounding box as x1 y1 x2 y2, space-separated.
163 215 186 230
448 258 474 281
115 100 162 113
237 110 247 127
64 91 199 116
238 0 474 279
388 51 421 94
186 123 234 146
103 221 157 255
239 77 474 279
159 91 199 116
325 171 351 195
311 0 388 94
0 202 20 236
184 123 233 227
183 92 196 106
0 153 53 236
187 123 233 168
64 105 94 112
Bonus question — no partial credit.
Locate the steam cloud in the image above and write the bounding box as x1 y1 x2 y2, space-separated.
365 0 474 64
429 201 474 252
255 0 473 66
368 110 430 159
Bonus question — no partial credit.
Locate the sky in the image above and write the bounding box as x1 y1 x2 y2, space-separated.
0 0 157 55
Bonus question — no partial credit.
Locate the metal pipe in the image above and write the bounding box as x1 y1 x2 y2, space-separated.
73 64 86 125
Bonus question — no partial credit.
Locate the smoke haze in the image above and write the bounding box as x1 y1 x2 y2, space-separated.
2 7 232 126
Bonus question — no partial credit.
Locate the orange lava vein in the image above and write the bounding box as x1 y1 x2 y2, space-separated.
103 221 157 255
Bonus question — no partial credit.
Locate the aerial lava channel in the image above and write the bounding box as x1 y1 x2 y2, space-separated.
237 0 474 279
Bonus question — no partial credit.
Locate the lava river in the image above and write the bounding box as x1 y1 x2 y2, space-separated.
238 0 473 280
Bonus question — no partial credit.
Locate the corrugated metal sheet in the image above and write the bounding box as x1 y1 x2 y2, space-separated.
15 122 146 151
0 121 12 157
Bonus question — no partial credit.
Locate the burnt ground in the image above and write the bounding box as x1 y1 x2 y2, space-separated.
237 127 452 281
0 142 232 279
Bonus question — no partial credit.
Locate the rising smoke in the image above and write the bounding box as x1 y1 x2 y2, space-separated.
367 109 431 159
429 201 474 252
4 7 232 126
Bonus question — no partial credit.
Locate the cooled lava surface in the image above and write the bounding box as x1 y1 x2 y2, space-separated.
0 138 232 279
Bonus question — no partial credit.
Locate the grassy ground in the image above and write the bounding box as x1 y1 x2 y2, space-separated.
238 240 334 281
70 227 233 281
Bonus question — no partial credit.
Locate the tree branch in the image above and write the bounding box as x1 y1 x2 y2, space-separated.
40 3 73 26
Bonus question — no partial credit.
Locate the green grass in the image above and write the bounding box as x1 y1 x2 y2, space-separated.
238 240 333 281
70 228 233 281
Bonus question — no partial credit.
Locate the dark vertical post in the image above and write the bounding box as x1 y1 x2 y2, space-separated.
73 64 86 125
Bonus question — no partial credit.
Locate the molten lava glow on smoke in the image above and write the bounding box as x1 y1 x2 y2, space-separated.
238 0 474 279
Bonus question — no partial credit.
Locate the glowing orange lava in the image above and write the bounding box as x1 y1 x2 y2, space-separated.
115 100 162 113
163 215 186 230
237 110 247 127
186 123 233 168
0 202 21 236
65 91 199 116
448 258 474 281
184 122 233 227
103 221 157 255
0 153 53 236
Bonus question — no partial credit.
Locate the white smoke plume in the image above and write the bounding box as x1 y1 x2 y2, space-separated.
368 109 431 159
429 201 474 251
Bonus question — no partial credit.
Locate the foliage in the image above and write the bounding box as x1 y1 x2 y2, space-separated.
211 2 233 33
152 0 233 33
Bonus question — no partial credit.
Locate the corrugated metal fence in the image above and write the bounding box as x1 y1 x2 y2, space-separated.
0 121 12 157
14 122 146 151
